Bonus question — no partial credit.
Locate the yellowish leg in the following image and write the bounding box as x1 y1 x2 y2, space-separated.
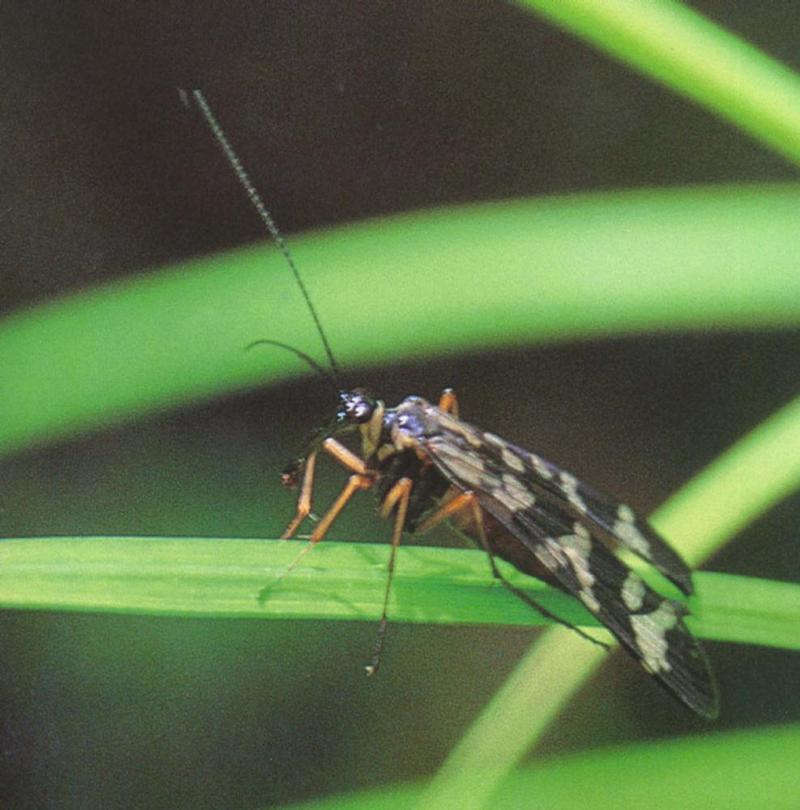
263 439 374 601
378 473 414 519
309 472 373 543
365 476 413 676
415 489 475 534
281 453 317 539
281 438 369 540
320 437 368 475
262 471 374 602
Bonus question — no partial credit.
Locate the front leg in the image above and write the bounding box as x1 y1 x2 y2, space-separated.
264 440 375 600
282 438 370 539
281 453 317 539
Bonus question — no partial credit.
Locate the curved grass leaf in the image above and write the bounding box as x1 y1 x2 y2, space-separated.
517 0 800 166
413 2 800 800
2 184 800 456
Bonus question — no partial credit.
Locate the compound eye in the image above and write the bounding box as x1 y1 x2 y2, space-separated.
338 391 375 423
352 400 372 421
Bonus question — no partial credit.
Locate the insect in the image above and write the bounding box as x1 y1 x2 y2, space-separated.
190 90 719 719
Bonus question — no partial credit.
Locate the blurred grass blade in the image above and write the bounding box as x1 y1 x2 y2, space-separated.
517 0 800 166
287 724 800 810
652 393 800 564
421 391 800 809
3 184 800 456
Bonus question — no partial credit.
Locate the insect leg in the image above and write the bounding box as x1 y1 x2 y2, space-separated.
264 439 374 601
281 438 369 540
365 476 413 676
422 490 611 650
320 437 369 476
437 388 459 417
262 471 374 601
309 472 373 543
281 453 317 539
414 489 474 533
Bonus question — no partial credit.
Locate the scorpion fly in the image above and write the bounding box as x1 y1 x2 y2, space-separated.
190 90 719 719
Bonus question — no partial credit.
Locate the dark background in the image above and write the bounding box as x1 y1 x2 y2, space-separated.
1 2 799 807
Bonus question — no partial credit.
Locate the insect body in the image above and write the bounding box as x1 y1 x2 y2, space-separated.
282 388 718 719
190 89 718 720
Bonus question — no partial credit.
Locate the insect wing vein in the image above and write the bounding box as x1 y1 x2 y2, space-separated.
441 415 692 593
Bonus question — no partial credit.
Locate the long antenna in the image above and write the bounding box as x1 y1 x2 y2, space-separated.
246 339 339 394
190 89 342 384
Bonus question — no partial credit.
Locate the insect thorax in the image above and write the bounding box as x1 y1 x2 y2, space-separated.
349 395 453 532
351 394 432 462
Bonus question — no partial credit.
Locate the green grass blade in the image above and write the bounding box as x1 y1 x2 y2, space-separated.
421 392 800 808
517 0 800 166
286 724 800 810
1 538 795 649
3 184 800 456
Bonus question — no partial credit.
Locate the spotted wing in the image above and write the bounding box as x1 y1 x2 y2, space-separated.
421 416 718 718
432 412 693 594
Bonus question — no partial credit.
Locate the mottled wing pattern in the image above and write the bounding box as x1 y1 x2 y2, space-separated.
431 412 693 593
420 410 718 718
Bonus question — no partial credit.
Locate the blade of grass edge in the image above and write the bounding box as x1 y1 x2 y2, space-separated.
286 723 800 809
419 391 800 809
515 0 800 167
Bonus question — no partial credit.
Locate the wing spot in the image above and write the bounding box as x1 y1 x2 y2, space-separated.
493 488 522 514
578 589 600 613
559 530 595 600
613 518 652 558
501 448 525 472
465 432 483 449
443 456 485 489
621 571 646 611
528 453 553 480
536 542 560 573
573 522 590 541
630 601 678 674
480 472 501 491
560 530 591 562
483 432 505 447
500 472 536 508
618 503 635 523
438 414 483 448
560 471 588 513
